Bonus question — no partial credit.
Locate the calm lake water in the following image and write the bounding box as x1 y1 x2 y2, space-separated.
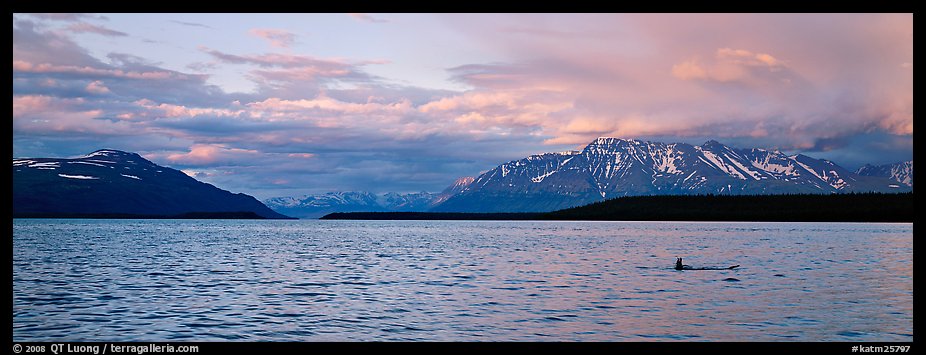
13 219 913 342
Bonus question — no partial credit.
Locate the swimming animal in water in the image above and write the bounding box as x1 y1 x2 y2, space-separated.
675 257 739 271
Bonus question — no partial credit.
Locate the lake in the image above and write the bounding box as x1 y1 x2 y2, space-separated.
12 219 913 341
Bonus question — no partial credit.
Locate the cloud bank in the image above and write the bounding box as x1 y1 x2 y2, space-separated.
13 13 912 199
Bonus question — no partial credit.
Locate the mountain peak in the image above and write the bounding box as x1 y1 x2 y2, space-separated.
81 149 138 159
591 137 631 145
78 149 157 166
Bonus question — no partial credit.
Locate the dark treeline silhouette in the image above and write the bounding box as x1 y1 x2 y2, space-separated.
323 192 913 222
322 212 544 220
547 192 913 222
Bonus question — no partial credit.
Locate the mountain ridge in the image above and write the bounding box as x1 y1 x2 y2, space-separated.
856 160 913 187
264 138 911 216
13 149 291 219
431 138 912 212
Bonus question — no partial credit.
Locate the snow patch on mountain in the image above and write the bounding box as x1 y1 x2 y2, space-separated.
532 170 557 183
69 161 108 167
28 162 60 169
80 150 126 159
58 174 99 180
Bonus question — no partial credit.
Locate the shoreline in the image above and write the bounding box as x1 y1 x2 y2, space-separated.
324 192 914 223
11 211 295 220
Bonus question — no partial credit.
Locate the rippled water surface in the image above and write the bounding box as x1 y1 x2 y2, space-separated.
13 219 912 341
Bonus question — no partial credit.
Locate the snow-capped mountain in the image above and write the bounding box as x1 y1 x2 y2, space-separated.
432 138 913 212
13 149 290 218
264 191 438 219
264 178 477 218
856 161 913 187
377 192 439 211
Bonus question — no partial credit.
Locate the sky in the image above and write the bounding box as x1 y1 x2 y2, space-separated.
12 13 913 200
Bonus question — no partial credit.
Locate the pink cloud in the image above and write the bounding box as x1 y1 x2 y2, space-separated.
561 116 617 135
870 95 913 135
444 13 910 147
133 99 244 119
247 95 412 116
85 80 110 94
249 28 297 48
13 60 199 80
411 90 582 140
418 92 520 113
33 14 910 149
66 22 127 37
270 178 290 185
12 95 133 135
715 48 785 69
287 153 316 159
250 67 353 83
672 48 788 83
198 47 351 69
20 13 913 164
348 13 388 23
198 47 377 92
12 14 913 199
671 60 708 80
166 144 260 165
13 95 59 118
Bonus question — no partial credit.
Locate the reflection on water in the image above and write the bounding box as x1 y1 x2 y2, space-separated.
13 219 912 341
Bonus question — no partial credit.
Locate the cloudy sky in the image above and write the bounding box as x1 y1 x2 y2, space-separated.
13 13 913 200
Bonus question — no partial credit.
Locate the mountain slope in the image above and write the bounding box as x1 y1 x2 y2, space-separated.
856 161 913 187
13 149 290 218
431 138 912 212
431 176 475 206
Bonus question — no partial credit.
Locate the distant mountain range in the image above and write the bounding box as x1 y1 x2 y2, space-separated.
13 149 290 218
433 138 913 212
13 141 911 219
264 177 480 219
264 191 437 219
267 138 913 216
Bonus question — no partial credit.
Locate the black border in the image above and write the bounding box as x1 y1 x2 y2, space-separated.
10 6 918 352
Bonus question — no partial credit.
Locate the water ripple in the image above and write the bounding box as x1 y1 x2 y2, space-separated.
13 219 913 342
